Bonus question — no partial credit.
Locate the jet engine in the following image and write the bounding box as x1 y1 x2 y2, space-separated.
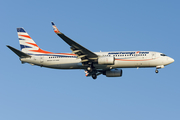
105 69 123 77
98 56 115 65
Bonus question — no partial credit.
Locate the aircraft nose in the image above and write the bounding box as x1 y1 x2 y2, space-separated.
169 57 174 63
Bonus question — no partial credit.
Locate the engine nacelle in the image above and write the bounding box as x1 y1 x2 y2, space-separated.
105 69 123 77
98 56 115 65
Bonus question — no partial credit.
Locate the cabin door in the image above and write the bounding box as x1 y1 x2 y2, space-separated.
152 53 156 59
40 56 44 64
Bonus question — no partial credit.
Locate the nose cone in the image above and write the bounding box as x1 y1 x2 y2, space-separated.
168 57 174 64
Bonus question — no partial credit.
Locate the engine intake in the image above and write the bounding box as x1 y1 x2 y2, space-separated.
98 56 115 65
105 69 123 77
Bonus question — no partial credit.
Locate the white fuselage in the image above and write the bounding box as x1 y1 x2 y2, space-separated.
21 51 174 70
8 25 174 79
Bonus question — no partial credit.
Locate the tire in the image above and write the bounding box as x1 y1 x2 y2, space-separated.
92 74 97 79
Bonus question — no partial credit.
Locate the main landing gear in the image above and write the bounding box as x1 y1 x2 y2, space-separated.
87 63 97 80
92 74 97 79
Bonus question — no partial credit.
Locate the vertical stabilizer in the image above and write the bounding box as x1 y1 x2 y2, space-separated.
17 28 53 54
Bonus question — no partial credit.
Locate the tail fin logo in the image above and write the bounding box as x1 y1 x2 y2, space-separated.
18 35 32 39
17 28 53 54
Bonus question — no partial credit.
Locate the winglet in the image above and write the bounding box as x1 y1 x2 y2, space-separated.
51 22 61 34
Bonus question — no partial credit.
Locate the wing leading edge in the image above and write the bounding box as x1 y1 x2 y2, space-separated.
51 22 98 64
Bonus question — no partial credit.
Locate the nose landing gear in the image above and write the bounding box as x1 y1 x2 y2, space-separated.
155 69 159 73
155 65 164 74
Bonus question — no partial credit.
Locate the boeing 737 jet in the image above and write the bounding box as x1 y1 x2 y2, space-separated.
7 22 174 79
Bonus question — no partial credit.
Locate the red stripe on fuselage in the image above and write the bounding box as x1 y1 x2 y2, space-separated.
29 48 54 54
115 58 153 61
26 42 54 54
26 42 76 55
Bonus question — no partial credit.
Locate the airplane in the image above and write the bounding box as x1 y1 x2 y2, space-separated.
7 22 174 79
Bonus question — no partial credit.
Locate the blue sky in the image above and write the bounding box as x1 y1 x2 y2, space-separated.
1 0 180 120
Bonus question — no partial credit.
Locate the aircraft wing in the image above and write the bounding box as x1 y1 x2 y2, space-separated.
51 22 98 63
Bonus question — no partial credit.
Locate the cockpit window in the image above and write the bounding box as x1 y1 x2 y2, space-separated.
160 54 167 56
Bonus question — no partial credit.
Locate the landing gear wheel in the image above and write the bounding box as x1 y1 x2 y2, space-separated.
155 69 159 73
92 74 97 79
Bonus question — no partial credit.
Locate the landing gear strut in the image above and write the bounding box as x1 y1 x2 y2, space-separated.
87 66 92 72
87 63 97 79
87 62 94 72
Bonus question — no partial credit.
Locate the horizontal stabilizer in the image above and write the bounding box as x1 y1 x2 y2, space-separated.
7 45 31 58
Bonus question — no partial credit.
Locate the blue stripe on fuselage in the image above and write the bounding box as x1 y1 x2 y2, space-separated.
27 53 78 58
